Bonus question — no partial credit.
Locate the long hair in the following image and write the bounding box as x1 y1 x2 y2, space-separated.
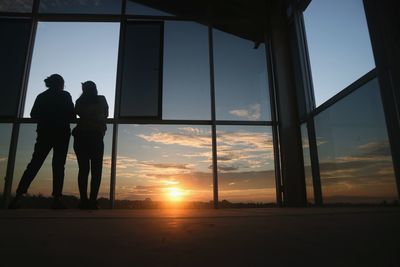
78 81 98 104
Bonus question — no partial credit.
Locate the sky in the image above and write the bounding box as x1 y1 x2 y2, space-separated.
2 0 397 204
303 0 376 106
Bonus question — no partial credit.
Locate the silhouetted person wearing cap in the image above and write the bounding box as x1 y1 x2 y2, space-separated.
73 81 108 210
9 74 75 209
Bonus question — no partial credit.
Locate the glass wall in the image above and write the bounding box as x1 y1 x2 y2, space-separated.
0 19 32 117
25 22 119 118
0 3 277 208
119 22 162 118
314 78 397 203
0 124 12 196
116 125 213 204
12 124 112 205
163 21 210 120
303 0 375 106
301 123 314 204
217 126 275 203
213 29 270 121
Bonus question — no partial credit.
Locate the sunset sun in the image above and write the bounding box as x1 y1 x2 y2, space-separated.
167 187 185 201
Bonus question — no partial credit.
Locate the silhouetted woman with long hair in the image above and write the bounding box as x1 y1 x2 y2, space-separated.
73 81 108 209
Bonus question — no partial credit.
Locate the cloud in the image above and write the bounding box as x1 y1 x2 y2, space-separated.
229 104 261 120
137 127 211 149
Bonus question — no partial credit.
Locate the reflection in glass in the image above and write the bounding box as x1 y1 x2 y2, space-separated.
314 78 396 203
126 1 173 16
120 22 162 117
303 0 375 106
217 126 275 203
301 123 314 203
0 124 12 195
116 125 212 203
0 19 31 117
213 29 270 121
163 21 210 120
12 124 111 199
25 22 119 118
39 0 121 14
0 0 33 12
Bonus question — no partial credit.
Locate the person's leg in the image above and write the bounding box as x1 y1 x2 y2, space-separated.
52 131 70 198
89 137 104 205
16 134 52 195
74 136 90 202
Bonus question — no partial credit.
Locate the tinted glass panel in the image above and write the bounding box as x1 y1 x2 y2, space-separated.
304 0 375 106
25 22 119 118
213 29 270 121
0 124 12 195
39 0 122 14
126 1 173 16
163 21 210 120
120 22 162 118
116 125 212 206
217 126 275 203
301 123 314 203
0 19 31 117
314 78 397 203
12 124 112 206
0 0 33 12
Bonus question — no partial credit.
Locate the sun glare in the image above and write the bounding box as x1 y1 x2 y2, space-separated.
167 187 185 201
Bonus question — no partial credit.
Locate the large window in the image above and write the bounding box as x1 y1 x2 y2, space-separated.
314 78 396 203
217 126 275 203
116 125 213 204
119 22 163 118
0 19 32 117
301 123 314 203
12 124 112 202
0 124 12 195
24 22 119 118
213 29 270 121
163 21 210 120
303 0 375 106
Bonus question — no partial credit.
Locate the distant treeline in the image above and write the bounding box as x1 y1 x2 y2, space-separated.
0 194 276 209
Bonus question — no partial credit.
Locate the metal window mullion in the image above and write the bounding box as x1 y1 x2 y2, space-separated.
264 35 283 207
208 25 218 209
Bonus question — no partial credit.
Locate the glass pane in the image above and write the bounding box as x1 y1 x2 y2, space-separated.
12 123 112 207
0 19 31 117
25 22 119 118
39 0 122 14
213 29 270 121
126 1 173 16
217 126 275 204
0 0 33 12
303 0 375 106
315 78 397 203
0 124 12 195
301 123 314 204
163 21 210 120
116 125 212 207
120 22 162 117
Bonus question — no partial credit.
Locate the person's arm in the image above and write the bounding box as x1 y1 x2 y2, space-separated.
66 93 76 121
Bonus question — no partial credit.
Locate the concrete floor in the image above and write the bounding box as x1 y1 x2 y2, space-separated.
0 207 399 267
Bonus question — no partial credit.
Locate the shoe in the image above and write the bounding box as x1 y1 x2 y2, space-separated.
78 199 89 210
88 200 99 210
51 197 67 209
8 195 23 209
